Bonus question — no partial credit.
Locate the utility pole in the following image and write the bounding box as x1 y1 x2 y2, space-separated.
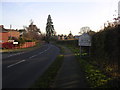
10 24 12 40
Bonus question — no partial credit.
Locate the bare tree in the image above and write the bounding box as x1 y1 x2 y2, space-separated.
22 20 41 41
79 26 91 34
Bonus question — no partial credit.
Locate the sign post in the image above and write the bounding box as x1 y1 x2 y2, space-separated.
78 33 91 57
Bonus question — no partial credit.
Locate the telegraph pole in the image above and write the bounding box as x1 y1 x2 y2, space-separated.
10 24 12 40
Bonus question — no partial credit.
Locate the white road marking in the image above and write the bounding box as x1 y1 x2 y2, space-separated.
39 52 44 54
7 45 52 68
29 55 37 59
29 46 51 59
7 52 25 58
7 60 26 68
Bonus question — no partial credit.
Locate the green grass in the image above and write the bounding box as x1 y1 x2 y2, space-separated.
78 58 112 88
67 45 112 88
30 54 64 88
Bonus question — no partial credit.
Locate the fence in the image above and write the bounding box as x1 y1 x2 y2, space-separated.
16 42 36 49
1 42 36 49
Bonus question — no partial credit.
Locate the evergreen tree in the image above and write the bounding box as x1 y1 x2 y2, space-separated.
46 15 55 37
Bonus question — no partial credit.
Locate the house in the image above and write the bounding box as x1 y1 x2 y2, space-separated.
19 29 26 37
68 31 74 39
0 25 20 43
0 25 9 43
7 29 20 39
74 35 80 39
58 35 61 40
27 22 41 34
57 34 66 40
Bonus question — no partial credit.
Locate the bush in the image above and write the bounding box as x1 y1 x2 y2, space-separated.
91 26 119 66
25 39 34 42
57 40 78 47
18 37 25 44
2 42 14 49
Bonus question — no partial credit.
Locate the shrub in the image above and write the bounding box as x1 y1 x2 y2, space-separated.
25 39 33 42
2 42 14 49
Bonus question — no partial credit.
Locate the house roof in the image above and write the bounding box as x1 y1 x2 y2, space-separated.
0 25 19 33
0 25 8 33
6 29 18 31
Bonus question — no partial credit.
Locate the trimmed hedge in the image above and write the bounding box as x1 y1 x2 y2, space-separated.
91 26 120 65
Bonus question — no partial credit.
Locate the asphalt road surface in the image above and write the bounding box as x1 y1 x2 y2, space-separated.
2 44 60 88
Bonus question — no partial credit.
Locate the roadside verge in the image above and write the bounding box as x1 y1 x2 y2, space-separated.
29 45 64 88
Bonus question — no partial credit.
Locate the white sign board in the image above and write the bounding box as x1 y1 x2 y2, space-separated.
78 33 91 46
13 42 18 44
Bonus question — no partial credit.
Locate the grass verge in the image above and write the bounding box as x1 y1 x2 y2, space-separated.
67 45 113 88
78 58 112 88
30 53 64 88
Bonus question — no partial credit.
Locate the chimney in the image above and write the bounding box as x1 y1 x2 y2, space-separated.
0 25 4 28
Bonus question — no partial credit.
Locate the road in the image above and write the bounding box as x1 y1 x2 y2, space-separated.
2 44 60 88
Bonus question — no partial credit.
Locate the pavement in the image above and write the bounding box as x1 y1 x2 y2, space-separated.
2 44 60 88
54 46 88 88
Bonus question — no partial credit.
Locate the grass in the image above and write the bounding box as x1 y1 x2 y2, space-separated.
66 45 113 88
78 58 112 88
30 55 64 88
30 45 64 88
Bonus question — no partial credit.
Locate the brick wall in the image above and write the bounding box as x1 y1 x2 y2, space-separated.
0 32 9 43
15 42 36 49
8 31 20 38
21 42 36 48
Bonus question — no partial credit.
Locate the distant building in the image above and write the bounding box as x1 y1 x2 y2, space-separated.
74 35 80 39
61 35 65 40
7 29 20 39
28 24 40 33
57 34 67 40
68 31 74 39
57 35 60 40
19 29 26 37
0 25 20 43
0 25 9 43
27 20 41 34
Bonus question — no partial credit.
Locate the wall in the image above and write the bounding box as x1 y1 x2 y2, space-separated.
15 42 36 49
8 31 20 38
0 32 9 43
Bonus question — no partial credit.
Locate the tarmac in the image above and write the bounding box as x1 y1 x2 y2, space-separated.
53 46 88 88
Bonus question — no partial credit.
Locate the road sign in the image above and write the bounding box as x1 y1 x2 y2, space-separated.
78 33 91 46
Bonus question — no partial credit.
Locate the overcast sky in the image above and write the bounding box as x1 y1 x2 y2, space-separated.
1 0 119 35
